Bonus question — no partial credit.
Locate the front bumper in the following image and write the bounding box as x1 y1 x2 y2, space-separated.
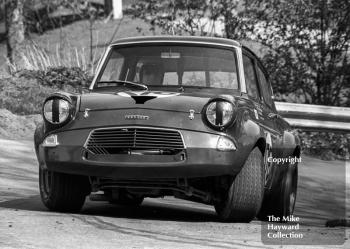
38 127 246 179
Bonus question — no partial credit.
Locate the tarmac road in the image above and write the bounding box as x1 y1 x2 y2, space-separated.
0 139 349 249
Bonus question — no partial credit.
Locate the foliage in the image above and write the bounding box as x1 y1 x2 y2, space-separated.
4 0 105 70
23 0 105 32
47 0 105 64
129 0 248 38
246 0 350 106
130 0 350 107
0 67 91 115
295 130 350 160
129 0 350 160
9 43 103 75
15 67 93 89
0 76 57 115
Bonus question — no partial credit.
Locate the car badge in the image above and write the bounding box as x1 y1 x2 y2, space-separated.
189 109 195 120
84 108 90 118
125 115 150 120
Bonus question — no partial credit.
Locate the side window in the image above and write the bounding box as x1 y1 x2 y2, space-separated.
257 66 274 108
100 51 124 81
243 55 260 99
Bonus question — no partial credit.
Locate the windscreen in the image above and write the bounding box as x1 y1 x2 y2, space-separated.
96 45 239 90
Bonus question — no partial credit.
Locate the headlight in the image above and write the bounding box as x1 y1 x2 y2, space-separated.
205 100 235 129
43 98 70 124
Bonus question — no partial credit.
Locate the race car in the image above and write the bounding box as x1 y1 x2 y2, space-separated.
34 36 300 222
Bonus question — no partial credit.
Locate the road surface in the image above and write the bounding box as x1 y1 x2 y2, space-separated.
0 139 349 248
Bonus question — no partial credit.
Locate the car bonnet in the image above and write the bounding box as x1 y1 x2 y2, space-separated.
79 90 237 114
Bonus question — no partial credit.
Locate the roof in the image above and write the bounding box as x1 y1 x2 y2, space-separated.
110 36 242 47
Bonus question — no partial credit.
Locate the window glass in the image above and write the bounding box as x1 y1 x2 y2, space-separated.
257 66 274 108
243 55 259 99
163 72 178 85
210 71 238 89
100 52 124 82
97 46 239 90
183 71 206 86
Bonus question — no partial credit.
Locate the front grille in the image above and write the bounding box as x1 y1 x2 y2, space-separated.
85 127 185 155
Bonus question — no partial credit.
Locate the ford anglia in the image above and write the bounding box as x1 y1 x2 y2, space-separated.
34 36 300 222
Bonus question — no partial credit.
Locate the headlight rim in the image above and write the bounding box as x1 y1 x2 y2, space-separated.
42 96 73 126
202 98 236 131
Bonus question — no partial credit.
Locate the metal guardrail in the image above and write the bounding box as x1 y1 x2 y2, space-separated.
275 102 350 133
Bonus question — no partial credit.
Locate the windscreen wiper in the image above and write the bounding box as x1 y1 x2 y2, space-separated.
97 80 148 91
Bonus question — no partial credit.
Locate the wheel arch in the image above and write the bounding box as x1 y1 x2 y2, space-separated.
293 145 301 158
34 122 45 158
282 130 300 158
255 137 266 155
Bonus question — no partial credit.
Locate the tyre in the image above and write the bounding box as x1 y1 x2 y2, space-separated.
39 167 90 212
257 160 298 221
34 122 44 158
109 190 144 206
215 147 264 222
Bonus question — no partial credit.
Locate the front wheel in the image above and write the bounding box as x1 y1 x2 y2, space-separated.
39 167 90 212
215 147 264 222
257 160 298 221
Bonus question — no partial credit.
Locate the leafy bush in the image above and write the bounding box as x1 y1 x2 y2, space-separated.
15 67 93 91
295 130 350 160
0 66 92 115
0 77 59 115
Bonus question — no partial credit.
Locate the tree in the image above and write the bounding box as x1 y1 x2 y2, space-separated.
246 0 350 106
4 0 25 65
131 0 249 38
130 0 350 106
54 0 102 67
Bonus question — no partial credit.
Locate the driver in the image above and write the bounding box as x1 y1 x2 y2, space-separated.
140 64 164 85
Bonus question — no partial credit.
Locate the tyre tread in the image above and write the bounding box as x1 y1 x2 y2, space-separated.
40 170 89 213
215 147 264 222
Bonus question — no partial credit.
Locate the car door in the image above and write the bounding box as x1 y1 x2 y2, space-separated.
256 64 283 145
255 62 284 188
242 53 274 133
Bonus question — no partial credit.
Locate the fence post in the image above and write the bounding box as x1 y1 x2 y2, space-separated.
112 0 123 19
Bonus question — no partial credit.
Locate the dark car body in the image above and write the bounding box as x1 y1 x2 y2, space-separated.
35 36 300 222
